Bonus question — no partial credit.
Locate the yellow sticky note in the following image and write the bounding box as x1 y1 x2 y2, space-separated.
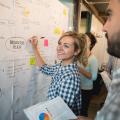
54 27 62 35
29 56 36 65
23 8 30 17
63 8 67 16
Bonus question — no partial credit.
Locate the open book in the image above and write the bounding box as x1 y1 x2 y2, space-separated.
24 96 77 120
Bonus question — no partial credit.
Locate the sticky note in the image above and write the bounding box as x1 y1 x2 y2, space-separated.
29 56 36 65
44 39 48 47
63 8 67 16
23 8 30 17
54 27 62 35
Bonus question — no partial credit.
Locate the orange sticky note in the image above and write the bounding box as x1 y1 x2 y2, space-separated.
23 8 30 17
44 39 48 47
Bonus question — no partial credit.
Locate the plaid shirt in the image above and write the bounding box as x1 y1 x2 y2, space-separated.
95 68 120 120
40 62 81 115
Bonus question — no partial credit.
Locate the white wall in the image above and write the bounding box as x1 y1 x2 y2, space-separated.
91 15 109 68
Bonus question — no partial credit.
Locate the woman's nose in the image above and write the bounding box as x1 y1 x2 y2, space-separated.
57 45 63 50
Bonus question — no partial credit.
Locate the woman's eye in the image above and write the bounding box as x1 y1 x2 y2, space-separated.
64 44 69 48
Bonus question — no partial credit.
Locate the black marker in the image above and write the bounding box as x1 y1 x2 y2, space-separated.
40 37 45 39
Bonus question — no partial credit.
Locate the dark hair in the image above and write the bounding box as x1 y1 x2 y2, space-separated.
85 32 97 51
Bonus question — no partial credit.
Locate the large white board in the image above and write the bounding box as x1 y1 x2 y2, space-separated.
0 0 69 120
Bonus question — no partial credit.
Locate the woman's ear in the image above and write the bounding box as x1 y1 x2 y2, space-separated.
74 49 80 56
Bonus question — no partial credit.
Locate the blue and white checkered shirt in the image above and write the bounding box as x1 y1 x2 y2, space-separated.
95 68 120 120
40 62 81 115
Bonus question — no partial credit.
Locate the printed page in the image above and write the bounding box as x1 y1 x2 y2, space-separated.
24 96 77 120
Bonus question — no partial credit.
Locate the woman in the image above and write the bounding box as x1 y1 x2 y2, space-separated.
29 31 87 116
79 32 98 117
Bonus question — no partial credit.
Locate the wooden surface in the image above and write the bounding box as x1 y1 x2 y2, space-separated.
78 116 93 120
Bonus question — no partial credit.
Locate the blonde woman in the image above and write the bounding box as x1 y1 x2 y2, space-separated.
29 31 87 115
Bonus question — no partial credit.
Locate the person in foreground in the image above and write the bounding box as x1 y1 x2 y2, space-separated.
95 0 120 120
29 31 87 116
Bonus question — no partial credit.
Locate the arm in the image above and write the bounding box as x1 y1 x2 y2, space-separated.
29 36 45 67
29 36 59 76
79 56 98 80
79 67 92 79
89 57 98 81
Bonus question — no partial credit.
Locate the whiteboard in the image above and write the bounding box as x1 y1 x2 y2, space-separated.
0 0 69 120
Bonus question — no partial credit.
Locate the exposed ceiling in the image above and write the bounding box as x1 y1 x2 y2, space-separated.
82 0 109 24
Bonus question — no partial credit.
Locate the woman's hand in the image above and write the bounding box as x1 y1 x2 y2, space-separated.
29 36 38 49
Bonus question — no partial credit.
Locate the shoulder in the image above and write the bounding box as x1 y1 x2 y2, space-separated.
50 63 61 68
88 54 98 64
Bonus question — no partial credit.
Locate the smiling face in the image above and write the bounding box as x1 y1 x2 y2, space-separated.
103 0 120 58
57 36 79 65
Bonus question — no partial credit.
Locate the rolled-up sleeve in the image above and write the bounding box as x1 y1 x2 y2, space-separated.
39 64 59 76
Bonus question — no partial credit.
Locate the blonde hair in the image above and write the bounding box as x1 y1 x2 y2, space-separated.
59 31 88 66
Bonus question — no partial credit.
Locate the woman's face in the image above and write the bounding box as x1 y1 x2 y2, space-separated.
57 36 78 65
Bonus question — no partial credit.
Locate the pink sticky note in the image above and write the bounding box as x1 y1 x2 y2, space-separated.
44 39 48 47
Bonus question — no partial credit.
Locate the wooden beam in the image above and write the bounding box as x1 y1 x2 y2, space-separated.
86 0 109 2
73 0 81 32
82 0 105 24
99 12 107 17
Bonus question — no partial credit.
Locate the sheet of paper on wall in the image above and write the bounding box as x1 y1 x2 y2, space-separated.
100 71 112 90
24 96 77 120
